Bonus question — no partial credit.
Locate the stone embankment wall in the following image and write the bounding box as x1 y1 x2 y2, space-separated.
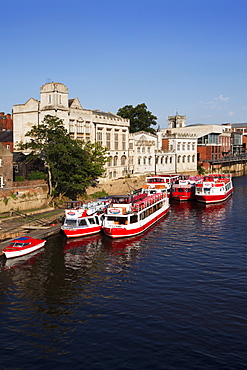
0 180 48 213
86 175 147 196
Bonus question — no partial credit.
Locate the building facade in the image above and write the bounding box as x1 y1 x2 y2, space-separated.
0 143 13 188
12 82 130 179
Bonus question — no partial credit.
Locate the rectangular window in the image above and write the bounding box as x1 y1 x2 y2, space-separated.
69 120 75 133
106 132 111 150
115 132 118 150
97 130 103 145
122 133 126 150
0 158 2 167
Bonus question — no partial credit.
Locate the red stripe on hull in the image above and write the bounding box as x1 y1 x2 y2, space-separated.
62 226 102 238
195 188 233 204
103 206 170 239
171 195 195 201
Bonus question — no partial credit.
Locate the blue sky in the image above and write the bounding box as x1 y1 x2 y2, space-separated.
1 0 247 128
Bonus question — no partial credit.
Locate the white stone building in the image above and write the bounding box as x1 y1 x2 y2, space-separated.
129 131 157 174
129 130 197 175
12 82 130 179
159 131 197 173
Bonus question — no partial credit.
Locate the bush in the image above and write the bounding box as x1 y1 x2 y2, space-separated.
15 176 25 181
28 171 46 180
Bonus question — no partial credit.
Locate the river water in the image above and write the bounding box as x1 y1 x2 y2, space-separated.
0 176 247 369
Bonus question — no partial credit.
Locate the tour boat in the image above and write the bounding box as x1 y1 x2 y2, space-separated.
195 174 233 204
171 176 203 201
2 236 46 259
102 191 170 239
142 174 180 197
61 199 110 238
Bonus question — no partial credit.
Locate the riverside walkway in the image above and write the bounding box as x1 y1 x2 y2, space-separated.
0 208 64 255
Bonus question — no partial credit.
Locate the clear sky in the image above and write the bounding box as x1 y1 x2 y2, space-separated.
1 0 247 128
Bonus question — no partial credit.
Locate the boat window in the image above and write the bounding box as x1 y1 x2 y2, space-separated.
65 219 77 226
88 218 95 224
130 215 138 223
79 219 87 226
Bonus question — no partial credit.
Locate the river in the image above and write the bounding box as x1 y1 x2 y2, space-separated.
0 176 247 369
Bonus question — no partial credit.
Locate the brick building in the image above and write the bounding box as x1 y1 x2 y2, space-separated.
0 112 13 131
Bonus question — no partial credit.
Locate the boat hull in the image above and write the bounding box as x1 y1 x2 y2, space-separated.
195 188 233 204
103 204 170 239
3 241 46 259
61 225 102 238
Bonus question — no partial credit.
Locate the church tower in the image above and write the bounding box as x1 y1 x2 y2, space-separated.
168 111 186 129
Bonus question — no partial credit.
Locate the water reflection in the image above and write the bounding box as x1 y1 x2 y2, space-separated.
2 248 45 270
63 234 102 270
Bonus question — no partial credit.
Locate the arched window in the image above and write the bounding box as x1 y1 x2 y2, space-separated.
170 156 172 163
143 156 146 165
137 147 140 153
188 155 191 162
165 156 168 164
182 155 186 163
121 155 126 165
192 155 195 162
108 156 112 166
177 155 181 163
138 157 141 165
114 156 118 166
160 156 163 164
148 156 152 165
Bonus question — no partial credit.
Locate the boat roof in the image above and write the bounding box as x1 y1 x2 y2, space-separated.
14 236 30 241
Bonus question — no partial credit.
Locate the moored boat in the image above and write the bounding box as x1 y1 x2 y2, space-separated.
61 199 110 238
142 174 180 197
3 236 46 259
171 176 203 201
195 173 233 204
102 190 170 239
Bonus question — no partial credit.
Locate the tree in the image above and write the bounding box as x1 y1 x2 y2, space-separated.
117 103 157 134
18 115 108 200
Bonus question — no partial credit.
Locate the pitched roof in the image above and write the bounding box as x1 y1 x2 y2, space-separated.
0 131 13 142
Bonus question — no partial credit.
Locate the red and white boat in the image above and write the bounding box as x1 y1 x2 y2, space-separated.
3 236 46 259
171 176 203 201
61 199 110 238
195 173 233 204
142 174 180 197
102 190 170 239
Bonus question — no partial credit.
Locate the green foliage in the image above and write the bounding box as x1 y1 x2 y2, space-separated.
89 190 108 198
3 197 8 205
197 164 205 175
28 171 46 180
15 176 25 181
117 103 157 134
18 115 108 199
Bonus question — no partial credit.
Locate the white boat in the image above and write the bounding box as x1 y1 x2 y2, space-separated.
2 236 46 259
143 174 180 197
195 173 233 204
102 190 170 239
61 199 110 238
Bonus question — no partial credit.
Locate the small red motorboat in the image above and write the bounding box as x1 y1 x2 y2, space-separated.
3 236 46 259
